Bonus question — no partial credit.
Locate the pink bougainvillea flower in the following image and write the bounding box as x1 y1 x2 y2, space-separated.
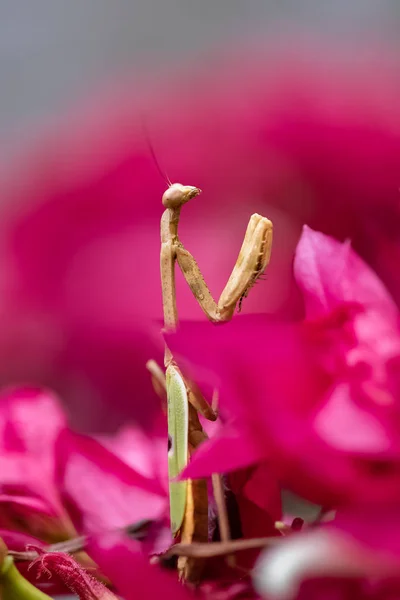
0 41 399 432
0 386 76 542
167 227 400 507
294 226 400 460
0 382 279 591
168 315 331 501
294 224 400 364
0 388 276 595
0 386 169 560
254 507 400 600
55 428 168 545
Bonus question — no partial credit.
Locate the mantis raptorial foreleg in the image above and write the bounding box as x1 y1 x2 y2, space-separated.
175 213 272 322
150 182 273 583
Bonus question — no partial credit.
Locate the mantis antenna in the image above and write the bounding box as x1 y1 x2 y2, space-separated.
142 119 172 187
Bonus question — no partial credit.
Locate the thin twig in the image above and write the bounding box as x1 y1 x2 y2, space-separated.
162 537 281 559
9 520 153 562
9 536 87 562
211 473 235 567
9 533 281 563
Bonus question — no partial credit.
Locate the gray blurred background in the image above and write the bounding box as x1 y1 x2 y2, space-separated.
1 0 399 137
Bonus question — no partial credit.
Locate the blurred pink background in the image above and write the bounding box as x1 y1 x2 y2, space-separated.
0 4 399 434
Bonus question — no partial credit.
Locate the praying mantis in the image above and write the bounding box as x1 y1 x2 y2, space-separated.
147 182 273 583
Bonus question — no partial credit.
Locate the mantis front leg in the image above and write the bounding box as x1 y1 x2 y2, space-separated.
175 211 272 322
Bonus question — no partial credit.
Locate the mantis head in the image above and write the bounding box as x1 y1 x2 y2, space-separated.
162 183 201 208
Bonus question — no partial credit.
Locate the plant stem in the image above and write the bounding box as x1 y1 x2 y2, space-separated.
162 536 282 559
1 556 52 600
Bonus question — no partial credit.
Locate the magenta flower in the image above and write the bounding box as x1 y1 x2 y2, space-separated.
294 226 400 461
0 387 75 542
0 386 169 556
0 41 399 432
0 383 280 597
295 224 400 366
168 227 400 508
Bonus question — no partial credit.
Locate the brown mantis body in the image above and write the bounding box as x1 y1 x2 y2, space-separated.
148 183 273 583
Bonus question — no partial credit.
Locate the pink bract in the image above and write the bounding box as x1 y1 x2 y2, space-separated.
56 428 168 536
0 386 169 557
88 533 194 600
167 228 400 507
0 386 75 541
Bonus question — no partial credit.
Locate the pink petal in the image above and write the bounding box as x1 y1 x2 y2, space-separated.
168 313 400 507
88 533 193 600
99 424 168 494
167 316 323 425
0 493 72 542
0 494 53 515
295 226 398 320
332 506 400 562
0 386 67 478
0 529 45 552
294 227 400 360
0 386 72 536
313 382 393 454
56 429 168 534
180 422 265 480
